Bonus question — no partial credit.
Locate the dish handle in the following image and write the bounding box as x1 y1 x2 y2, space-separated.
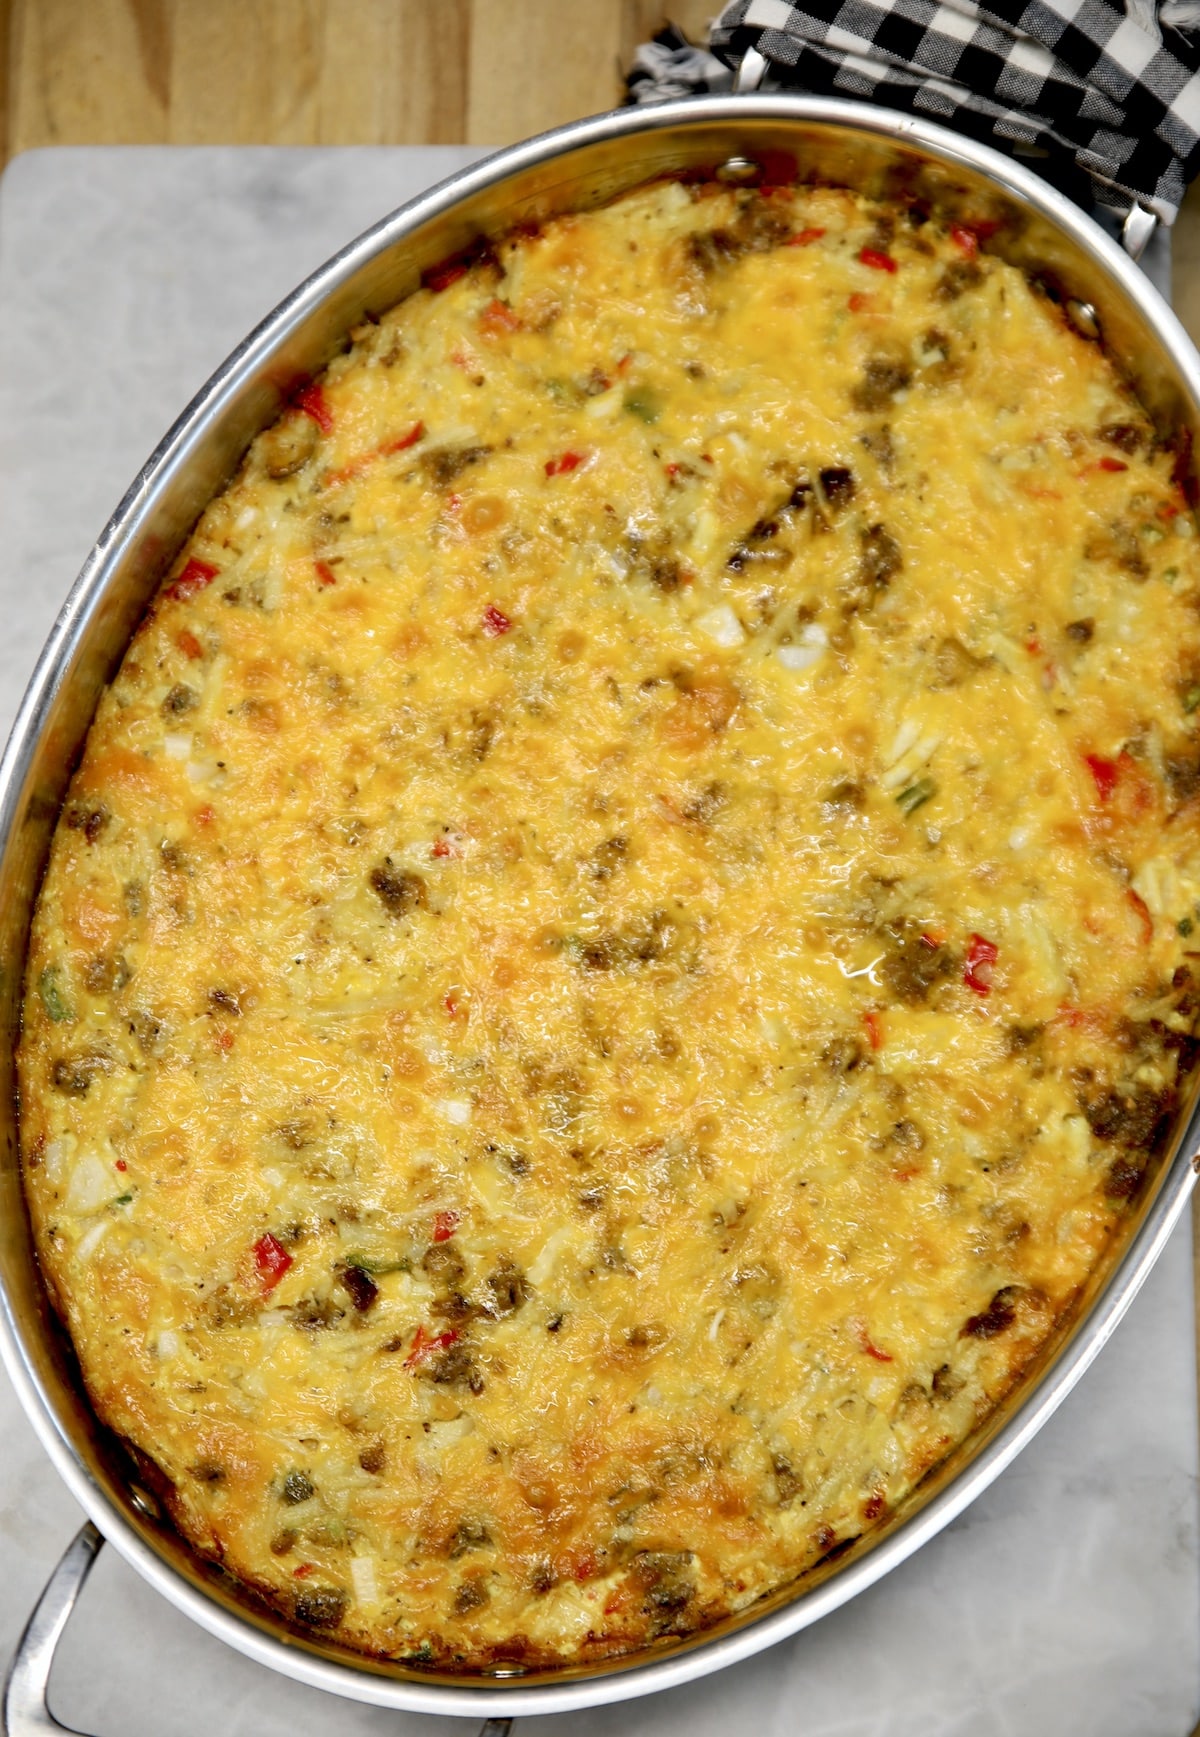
2 1525 514 1737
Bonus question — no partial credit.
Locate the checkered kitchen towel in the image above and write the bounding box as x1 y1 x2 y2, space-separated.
627 0 1200 223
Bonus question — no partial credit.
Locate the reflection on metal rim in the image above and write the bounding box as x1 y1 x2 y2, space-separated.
1 94 1200 1718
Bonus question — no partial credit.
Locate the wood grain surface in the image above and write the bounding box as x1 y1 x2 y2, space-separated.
0 0 711 152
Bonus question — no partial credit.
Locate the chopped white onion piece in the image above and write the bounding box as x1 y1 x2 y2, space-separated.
157 1329 180 1359
776 642 824 672
1061 1114 1091 1167
424 1412 474 1443
880 730 941 789
163 733 192 761
75 1221 110 1262
350 1555 378 1605
43 1138 71 1184
879 760 912 791
886 718 921 766
437 1097 472 1126
696 604 745 648
67 1152 117 1216
186 760 220 784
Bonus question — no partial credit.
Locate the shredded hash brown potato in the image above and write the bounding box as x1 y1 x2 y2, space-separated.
18 177 1200 1669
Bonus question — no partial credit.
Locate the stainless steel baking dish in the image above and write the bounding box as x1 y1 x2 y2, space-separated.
3 95 1200 1731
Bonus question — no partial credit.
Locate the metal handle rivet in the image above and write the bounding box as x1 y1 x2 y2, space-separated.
716 156 761 185
1067 299 1100 340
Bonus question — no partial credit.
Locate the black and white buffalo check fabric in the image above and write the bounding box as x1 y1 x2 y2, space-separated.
626 0 1200 223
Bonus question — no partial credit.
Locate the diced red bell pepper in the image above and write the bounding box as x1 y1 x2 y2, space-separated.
404 1323 459 1370
856 1323 893 1362
1127 886 1154 943
963 932 998 996
253 1232 293 1294
314 560 337 587
789 226 826 247
433 1208 461 1243
294 382 333 434
422 250 473 293
545 451 584 477
1085 753 1119 801
166 558 219 602
863 1010 884 1050
177 629 204 659
480 297 521 333
383 420 425 454
949 224 978 259
859 247 897 273
481 604 512 637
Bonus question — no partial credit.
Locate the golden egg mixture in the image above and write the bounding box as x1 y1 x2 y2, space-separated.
18 177 1200 1669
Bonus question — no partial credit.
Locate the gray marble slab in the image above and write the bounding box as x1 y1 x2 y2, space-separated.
0 145 1196 1736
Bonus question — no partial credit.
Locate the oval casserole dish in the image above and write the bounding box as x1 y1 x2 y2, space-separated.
4 100 1200 1718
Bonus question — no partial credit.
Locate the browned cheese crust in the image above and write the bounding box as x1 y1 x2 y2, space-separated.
18 179 1200 1670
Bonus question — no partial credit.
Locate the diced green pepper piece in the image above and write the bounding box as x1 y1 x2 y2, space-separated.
623 388 661 424
343 1252 410 1276
38 966 72 1024
895 777 937 817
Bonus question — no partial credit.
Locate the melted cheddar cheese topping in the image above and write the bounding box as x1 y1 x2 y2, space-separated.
19 179 1200 1670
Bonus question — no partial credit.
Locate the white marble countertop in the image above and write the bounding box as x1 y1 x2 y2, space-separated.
0 146 1197 1737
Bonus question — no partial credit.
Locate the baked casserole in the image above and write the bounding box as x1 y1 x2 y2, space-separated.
17 175 1200 1669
